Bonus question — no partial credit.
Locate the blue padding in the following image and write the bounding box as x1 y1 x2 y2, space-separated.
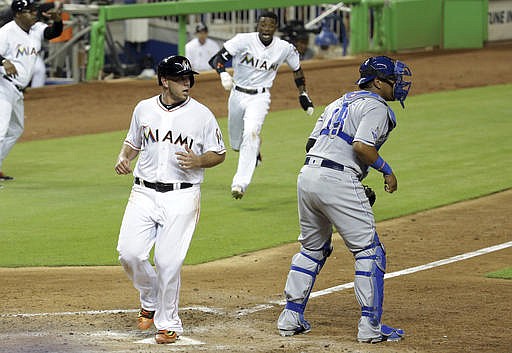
300 251 322 265
285 301 305 314
355 271 372 277
319 128 354 145
356 255 377 260
291 265 316 277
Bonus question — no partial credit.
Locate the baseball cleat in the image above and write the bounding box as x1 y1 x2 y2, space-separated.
358 324 404 343
279 325 311 337
137 308 155 330
0 172 14 181
231 185 244 199
155 330 178 344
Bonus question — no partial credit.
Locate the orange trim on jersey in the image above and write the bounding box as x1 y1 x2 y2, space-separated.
124 140 141 151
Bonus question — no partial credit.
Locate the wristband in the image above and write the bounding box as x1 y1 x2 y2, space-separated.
294 76 305 88
371 156 393 175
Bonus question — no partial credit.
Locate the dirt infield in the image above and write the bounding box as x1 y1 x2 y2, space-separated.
1 43 511 353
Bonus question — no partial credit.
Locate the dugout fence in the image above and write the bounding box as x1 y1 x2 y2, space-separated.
45 0 488 82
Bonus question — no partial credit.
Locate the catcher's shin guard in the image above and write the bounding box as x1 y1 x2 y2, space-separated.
278 241 332 335
354 233 387 338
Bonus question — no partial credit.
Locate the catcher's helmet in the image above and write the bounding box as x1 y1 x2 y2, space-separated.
157 55 198 87
11 0 37 13
356 56 412 108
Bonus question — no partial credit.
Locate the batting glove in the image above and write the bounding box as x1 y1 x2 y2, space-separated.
299 92 314 115
220 72 233 91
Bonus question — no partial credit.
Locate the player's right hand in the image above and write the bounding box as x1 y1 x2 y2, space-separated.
2 60 18 77
220 72 233 91
115 158 132 175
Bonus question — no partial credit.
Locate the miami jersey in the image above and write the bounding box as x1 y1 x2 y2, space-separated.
124 95 226 184
224 32 301 88
0 20 47 88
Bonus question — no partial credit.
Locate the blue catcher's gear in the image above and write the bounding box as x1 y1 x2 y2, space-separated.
356 56 412 108
277 241 333 336
353 232 404 342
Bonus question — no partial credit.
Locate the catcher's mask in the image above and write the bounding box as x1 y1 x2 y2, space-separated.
356 56 412 108
157 55 198 87
11 0 37 13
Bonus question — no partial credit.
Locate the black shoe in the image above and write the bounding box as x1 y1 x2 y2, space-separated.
0 172 14 181
256 152 262 167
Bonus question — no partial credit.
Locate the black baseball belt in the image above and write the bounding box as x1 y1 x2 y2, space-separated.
305 156 345 172
235 85 266 95
2 75 24 92
134 177 193 192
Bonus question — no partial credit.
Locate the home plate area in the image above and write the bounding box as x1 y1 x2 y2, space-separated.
135 335 205 346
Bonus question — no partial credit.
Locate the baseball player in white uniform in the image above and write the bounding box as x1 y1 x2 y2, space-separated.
115 55 226 344
209 10 314 199
277 56 412 343
0 0 62 182
185 22 220 72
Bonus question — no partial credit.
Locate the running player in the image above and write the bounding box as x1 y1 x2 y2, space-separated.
209 10 314 199
115 55 226 344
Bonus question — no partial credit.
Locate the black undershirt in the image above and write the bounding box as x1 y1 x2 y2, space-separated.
159 95 185 111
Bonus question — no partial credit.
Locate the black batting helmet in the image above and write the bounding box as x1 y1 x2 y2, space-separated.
11 0 37 13
157 55 198 87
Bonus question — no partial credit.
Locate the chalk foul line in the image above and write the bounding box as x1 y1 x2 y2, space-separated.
2 241 510 319
267 240 512 307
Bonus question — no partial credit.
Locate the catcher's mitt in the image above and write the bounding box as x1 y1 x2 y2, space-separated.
364 185 376 206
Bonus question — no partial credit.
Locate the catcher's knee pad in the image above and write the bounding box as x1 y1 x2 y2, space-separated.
354 233 386 327
283 241 333 315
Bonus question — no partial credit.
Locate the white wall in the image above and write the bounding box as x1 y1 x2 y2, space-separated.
488 0 512 41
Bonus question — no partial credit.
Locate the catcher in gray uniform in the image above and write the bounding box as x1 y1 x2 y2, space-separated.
277 56 412 343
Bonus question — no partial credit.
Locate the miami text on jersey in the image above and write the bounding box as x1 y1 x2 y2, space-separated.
240 54 278 71
16 44 39 58
143 126 194 149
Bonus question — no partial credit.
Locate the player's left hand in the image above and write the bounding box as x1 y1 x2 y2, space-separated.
176 145 200 169
299 92 314 115
384 173 397 193
363 185 376 206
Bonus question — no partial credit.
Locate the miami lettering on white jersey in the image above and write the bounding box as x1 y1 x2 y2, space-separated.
0 21 47 88
224 32 301 88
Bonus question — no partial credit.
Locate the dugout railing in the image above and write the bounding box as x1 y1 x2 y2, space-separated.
84 0 488 81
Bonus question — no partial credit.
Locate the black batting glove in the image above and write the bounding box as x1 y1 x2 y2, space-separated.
299 92 314 115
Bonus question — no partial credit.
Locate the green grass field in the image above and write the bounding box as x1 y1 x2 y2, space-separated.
486 268 512 280
0 84 511 267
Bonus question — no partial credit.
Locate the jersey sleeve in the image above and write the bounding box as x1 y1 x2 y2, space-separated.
124 103 143 150
285 42 301 72
33 21 48 41
309 111 327 140
202 113 226 154
353 102 389 147
223 33 244 56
